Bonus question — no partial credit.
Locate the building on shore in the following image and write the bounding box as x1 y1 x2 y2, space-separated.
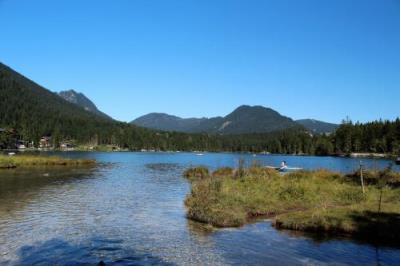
39 136 52 149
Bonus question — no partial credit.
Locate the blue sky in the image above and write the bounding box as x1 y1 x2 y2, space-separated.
0 0 399 123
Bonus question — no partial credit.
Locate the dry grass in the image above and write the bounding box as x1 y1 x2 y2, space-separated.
0 155 96 169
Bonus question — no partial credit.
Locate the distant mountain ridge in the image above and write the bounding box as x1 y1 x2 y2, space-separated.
132 105 304 134
132 106 338 135
55 89 338 135
296 119 339 134
58 89 112 120
132 113 209 133
0 60 336 138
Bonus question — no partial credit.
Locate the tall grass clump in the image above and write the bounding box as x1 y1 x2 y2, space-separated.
212 167 234 178
183 166 210 181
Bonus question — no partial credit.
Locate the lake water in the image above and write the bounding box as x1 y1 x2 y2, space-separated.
0 152 399 266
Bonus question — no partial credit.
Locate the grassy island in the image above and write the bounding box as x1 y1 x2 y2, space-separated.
184 165 400 243
0 155 96 169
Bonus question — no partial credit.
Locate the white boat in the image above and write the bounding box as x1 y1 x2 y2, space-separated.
266 166 303 172
17 144 26 150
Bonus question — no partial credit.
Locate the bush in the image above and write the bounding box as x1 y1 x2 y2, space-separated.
346 169 400 188
183 166 210 181
212 167 234 178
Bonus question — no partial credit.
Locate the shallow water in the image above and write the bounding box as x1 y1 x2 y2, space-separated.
0 152 399 265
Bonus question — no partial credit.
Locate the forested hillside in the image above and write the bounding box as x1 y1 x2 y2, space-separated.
0 62 152 148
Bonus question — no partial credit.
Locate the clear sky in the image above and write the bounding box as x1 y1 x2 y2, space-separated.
0 0 399 123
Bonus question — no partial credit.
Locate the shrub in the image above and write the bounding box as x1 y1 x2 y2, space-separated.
346 169 400 188
183 166 210 181
212 167 234 178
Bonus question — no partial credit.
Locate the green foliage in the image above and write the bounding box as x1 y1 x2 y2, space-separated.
0 129 17 149
334 118 400 155
314 136 334 155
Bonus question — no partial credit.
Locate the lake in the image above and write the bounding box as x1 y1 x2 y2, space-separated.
0 152 399 265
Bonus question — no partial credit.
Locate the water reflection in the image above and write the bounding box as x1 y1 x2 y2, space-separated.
145 163 182 172
9 237 172 266
0 166 97 216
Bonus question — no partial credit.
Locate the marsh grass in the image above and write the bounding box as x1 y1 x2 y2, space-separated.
346 169 400 188
0 155 95 169
212 167 234 178
184 166 400 241
183 166 209 181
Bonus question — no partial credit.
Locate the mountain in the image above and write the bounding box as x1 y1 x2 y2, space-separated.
0 61 338 154
132 113 209 132
0 62 146 146
132 105 301 134
296 119 338 134
213 105 298 134
58 89 112 120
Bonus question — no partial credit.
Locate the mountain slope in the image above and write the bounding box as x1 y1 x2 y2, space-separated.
58 89 112 120
132 113 209 132
296 119 338 134
214 105 298 134
132 105 301 134
0 62 140 145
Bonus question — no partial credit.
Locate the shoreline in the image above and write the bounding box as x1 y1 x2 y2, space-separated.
2 148 397 158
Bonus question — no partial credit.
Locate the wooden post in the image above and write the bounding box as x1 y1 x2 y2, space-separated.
360 160 365 194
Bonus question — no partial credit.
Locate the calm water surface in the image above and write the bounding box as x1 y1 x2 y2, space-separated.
0 152 399 266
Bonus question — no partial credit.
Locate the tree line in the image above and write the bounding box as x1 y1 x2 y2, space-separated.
2 118 400 155
333 118 400 155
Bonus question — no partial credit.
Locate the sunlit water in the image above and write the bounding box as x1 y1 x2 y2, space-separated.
0 152 399 265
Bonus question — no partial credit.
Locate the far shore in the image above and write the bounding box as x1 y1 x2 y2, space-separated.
2 147 398 160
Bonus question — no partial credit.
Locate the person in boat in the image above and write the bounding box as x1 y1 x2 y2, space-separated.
279 161 288 171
